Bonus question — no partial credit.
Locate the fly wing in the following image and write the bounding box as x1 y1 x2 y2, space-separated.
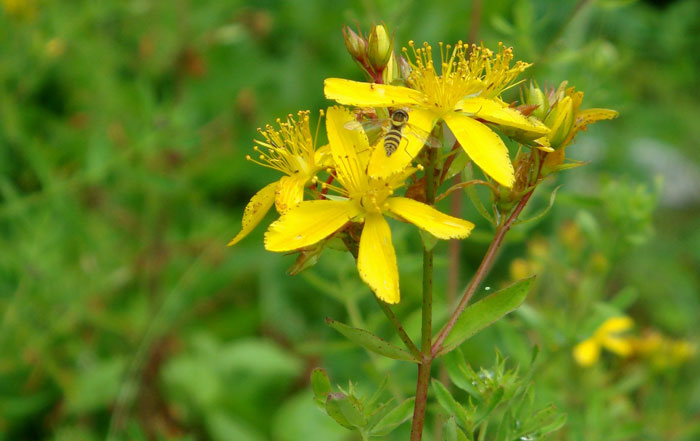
344 119 387 133
404 123 442 149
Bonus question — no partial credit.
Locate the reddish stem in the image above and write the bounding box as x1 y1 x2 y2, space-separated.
432 188 536 355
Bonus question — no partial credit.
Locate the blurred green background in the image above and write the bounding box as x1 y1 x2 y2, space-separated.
1 0 698 440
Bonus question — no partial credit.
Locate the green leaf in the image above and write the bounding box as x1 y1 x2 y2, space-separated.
431 379 471 429
513 186 560 226
462 164 495 225
517 404 567 437
370 398 415 436
474 387 504 425
445 149 470 180
443 417 470 441
443 351 482 400
438 277 535 355
273 391 348 441
326 318 419 362
325 393 367 429
311 368 332 410
419 229 439 252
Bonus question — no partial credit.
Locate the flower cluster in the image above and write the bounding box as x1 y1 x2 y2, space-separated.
229 24 617 305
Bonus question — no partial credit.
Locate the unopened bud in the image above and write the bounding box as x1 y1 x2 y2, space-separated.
544 96 574 148
342 26 367 62
367 23 393 71
382 51 399 84
525 82 547 120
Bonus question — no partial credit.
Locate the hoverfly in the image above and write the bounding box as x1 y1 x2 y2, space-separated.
344 108 440 157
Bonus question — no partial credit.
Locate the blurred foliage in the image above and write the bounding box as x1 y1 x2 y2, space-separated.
0 0 698 440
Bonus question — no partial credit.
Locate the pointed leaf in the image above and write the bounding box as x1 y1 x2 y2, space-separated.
444 351 483 400
311 368 332 410
513 186 560 226
325 394 355 429
438 277 535 355
443 417 471 441
445 149 471 181
474 387 504 425
326 393 367 429
326 318 419 363
431 379 472 429
370 398 415 436
462 164 495 225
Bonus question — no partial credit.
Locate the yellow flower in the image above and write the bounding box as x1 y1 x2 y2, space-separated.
264 106 474 303
324 42 550 187
573 316 634 367
228 111 329 246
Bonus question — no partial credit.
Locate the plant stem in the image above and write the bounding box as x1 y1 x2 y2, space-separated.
373 296 422 361
410 148 437 441
432 188 536 356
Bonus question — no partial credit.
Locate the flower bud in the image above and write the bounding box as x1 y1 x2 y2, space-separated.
367 23 393 72
524 82 547 120
381 50 399 84
342 26 367 62
544 96 574 148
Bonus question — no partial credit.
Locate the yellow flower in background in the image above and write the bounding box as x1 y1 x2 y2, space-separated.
1 0 36 19
573 316 634 367
632 331 697 369
228 111 330 246
264 106 474 303
324 42 549 186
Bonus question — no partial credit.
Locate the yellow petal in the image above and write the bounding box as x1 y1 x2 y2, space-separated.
601 336 634 358
596 316 634 336
324 78 424 107
563 108 619 146
386 197 474 239
265 200 361 252
443 112 515 188
275 174 307 213
575 108 619 129
573 338 601 367
228 181 278 246
357 214 400 304
456 97 550 135
326 106 369 192
367 108 438 179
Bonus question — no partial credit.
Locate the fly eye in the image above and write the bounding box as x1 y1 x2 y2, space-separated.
392 110 408 123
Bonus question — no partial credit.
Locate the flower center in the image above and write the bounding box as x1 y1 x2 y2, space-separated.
403 41 531 114
355 178 393 214
246 110 320 178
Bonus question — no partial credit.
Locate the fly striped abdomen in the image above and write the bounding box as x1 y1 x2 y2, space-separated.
383 128 403 156
383 109 409 157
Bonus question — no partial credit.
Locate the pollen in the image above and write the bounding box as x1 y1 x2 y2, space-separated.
245 110 321 177
402 41 532 113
